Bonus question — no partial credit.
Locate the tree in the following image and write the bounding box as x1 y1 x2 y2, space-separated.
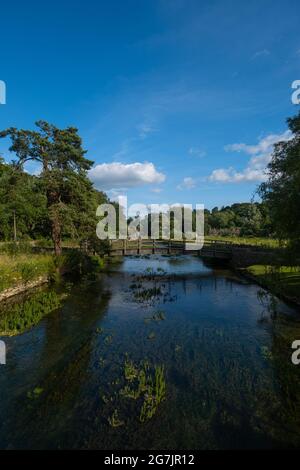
0 159 48 240
258 112 300 248
0 121 94 254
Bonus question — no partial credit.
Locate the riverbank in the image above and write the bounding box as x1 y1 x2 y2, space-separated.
207 236 282 248
0 250 106 302
241 264 300 307
0 253 53 299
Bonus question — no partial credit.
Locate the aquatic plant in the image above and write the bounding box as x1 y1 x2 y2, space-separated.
119 384 140 400
147 331 156 340
139 365 166 423
108 409 124 427
156 267 167 275
145 267 154 275
260 345 273 361
119 357 166 423
99 356 105 367
144 310 166 323
124 357 139 381
134 287 162 301
27 387 44 399
104 335 113 345
0 291 62 336
101 394 109 404
153 310 165 321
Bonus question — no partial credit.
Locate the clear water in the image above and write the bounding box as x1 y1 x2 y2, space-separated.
0 255 300 449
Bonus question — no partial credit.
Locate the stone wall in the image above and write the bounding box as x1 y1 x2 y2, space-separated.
0 276 48 302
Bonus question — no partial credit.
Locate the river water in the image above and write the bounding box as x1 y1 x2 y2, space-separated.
0 255 300 449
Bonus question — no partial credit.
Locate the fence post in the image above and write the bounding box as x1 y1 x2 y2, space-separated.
123 239 127 255
152 239 155 254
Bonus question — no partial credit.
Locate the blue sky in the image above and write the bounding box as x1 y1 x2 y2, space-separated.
0 0 299 209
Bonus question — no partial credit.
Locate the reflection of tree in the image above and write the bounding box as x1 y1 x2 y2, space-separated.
4 284 111 449
268 314 300 447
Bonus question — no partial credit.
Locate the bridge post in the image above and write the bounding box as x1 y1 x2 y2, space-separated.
138 238 141 255
168 241 171 254
152 239 155 254
123 239 127 255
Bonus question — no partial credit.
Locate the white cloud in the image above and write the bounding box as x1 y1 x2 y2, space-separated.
151 187 163 193
209 130 293 183
189 147 206 158
137 123 157 139
224 131 292 156
251 49 270 60
209 167 266 183
106 189 127 201
89 161 166 190
177 177 197 190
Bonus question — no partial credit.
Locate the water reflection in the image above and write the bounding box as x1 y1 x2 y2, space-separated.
0 255 299 449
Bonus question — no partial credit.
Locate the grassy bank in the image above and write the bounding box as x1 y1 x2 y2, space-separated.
0 249 106 295
245 265 300 305
207 236 282 248
0 253 53 293
0 249 107 335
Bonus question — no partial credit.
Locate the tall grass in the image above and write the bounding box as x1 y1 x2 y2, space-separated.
0 249 106 293
206 236 282 248
246 264 300 301
0 254 53 293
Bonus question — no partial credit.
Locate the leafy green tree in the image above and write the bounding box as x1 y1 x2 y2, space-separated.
258 112 300 248
0 121 95 254
203 202 271 237
0 159 48 240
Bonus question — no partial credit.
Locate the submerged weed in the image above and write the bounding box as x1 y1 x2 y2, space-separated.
120 358 166 423
124 357 139 381
108 409 124 427
139 365 166 423
0 291 62 336
147 331 156 340
144 310 166 323
27 387 44 399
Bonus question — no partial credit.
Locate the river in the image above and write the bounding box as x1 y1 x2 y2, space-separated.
0 255 300 449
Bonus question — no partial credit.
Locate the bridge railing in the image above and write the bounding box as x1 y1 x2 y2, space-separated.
109 238 234 253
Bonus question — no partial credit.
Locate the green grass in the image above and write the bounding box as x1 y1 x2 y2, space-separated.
246 265 300 302
0 249 107 294
206 236 282 248
0 254 53 293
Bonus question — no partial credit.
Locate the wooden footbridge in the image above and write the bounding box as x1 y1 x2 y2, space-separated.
109 239 233 260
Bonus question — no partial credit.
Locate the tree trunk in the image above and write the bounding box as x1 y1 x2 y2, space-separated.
51 213 62 256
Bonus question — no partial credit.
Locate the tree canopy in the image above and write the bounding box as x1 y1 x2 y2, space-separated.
0 122 109 252
259 112 300 249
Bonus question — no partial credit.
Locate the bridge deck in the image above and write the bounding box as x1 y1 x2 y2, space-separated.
109 239 232 259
